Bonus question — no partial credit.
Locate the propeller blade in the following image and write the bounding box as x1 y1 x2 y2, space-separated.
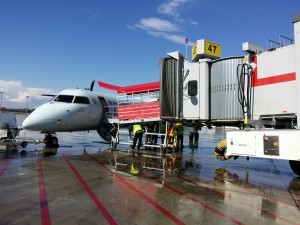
41 94 56 97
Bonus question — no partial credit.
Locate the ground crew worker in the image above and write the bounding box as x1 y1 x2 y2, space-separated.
145 122 154 144
129 123 144 151
167 122 175 144
152 122 159 145
189 127 199 147
160 122 166 144
215 139 238 160
175 122 184 151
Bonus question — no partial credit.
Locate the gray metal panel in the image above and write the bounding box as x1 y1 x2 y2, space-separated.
210 57 244 120
160 58 178 119
293 13 300 23
160 53 184 119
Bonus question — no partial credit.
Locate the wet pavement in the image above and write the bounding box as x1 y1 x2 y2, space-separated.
0 115 300 225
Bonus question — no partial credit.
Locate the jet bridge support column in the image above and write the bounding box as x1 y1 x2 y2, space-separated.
294 13 300 128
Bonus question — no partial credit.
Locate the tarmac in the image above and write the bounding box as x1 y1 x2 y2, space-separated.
0 122 300 225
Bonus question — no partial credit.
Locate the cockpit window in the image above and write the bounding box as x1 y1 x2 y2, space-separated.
53 95 74 103
73 96 90 104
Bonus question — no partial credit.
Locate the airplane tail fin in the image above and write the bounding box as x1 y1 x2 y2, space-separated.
90 80 95 91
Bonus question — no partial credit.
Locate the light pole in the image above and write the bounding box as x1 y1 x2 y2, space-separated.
26 96 29 115
185 37 189 60
0 91 3 112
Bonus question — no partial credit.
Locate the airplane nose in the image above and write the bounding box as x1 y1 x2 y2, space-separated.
22 113 43 130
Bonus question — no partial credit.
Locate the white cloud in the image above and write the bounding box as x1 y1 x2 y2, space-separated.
188 19 199 26
134 17 179 32
0 80 57 109
133 16 194 45
147 31 194 46
129 0 197 46
157 0 190 17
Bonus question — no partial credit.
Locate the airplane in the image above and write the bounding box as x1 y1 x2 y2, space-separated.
22 81 118 147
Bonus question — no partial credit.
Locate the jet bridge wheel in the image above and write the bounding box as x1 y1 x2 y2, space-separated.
289 160 300 176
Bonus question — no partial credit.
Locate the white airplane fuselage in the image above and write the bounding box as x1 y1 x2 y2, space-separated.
22 88 117 140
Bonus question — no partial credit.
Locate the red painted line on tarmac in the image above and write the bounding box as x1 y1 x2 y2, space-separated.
63 156 118 225
0 159 10 177
37 159 51 225
177 175 300 225
141 172 245 225
223 166 299 209
88 155 186 225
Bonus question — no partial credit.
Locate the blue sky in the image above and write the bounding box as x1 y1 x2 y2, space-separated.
0 0 299 108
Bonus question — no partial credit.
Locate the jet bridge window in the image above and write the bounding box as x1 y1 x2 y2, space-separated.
54 95 74 103
188 80 198 96
74 96 90 104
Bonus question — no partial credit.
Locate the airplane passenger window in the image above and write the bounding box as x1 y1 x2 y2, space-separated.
74 96 90 104
54 95 74 103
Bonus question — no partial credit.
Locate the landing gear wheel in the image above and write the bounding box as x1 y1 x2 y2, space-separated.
51 137 59 147
21 141 27 148
20 150 27 155
289 160 300 176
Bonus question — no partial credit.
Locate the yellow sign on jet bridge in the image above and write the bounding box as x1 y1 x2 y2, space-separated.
192 39 221 61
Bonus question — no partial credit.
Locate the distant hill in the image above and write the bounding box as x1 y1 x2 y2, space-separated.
0 107 34 114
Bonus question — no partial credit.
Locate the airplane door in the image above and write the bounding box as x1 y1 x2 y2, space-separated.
97 97 114 142
98 97 109 115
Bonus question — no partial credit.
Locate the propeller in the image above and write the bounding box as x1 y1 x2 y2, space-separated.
41 94 56 97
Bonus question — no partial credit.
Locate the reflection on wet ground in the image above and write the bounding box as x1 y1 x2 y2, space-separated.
0 115 299 224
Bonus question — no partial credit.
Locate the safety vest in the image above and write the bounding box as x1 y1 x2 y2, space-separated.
168 126 175 137
133 124 142 135
175 123 184 135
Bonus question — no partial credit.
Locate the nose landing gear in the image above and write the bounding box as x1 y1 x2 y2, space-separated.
44 133 59 148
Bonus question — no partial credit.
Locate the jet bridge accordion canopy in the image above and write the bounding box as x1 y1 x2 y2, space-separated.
98 81 160 122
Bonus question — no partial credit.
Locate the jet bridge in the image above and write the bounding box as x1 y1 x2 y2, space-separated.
159 13 300 175
160 52 244 127
98 81 170 152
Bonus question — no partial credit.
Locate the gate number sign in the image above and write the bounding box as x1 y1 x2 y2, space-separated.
204 40 221 58
192 39 221 61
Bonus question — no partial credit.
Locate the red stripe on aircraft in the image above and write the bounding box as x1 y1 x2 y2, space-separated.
37 159 52 225
88 155 186 225
0 159 10 177
63 156 118 225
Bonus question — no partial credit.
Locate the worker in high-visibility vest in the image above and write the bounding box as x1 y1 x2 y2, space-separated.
175 122 184 151
129 124 144 151
167 122 175 144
